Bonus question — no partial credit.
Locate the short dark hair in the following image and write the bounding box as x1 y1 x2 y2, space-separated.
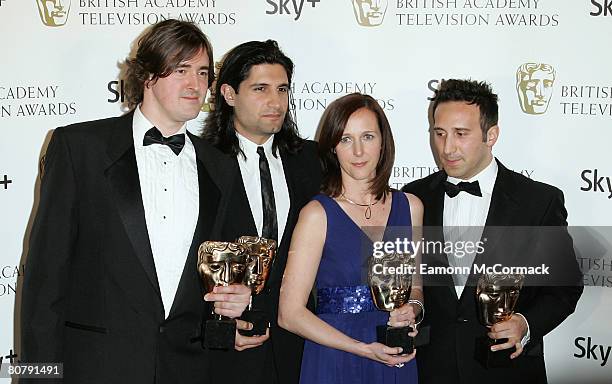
431 79 498 141
201 40 303 156
124 19 214 109
317 93 394 202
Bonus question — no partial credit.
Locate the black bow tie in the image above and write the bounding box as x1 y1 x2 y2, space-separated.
143 127 185 155
443 180 482 198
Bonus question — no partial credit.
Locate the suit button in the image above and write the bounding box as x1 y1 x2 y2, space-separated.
456 317 468 323
159 326 165 333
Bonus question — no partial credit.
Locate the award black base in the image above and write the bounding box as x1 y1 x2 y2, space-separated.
203 318 236 350
475 336 515 368
376 325 414 354
238 309 269 336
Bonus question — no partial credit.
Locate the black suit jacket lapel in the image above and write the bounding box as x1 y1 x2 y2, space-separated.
484 160 520 227
419 172 459 299
473 160 520 267
423 171 446 227
104 111 161 299
278 149 299 248
168 133 236 318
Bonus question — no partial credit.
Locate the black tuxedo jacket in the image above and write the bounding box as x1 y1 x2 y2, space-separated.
207 140 321 384
21 112 236 384
402 159 582 384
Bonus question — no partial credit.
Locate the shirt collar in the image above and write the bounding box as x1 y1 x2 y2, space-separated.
132 104 187 148
447 157 498 195
236 131 275 160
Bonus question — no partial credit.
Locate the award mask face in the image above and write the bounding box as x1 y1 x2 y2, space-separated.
351 0 388 26
237 236 276 295
476 274 524 326
369 252 414 311
516 63 556 115
197 241 249 293
36 0 71 27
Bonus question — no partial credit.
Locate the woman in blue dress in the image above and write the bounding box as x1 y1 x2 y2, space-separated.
278 93 424 384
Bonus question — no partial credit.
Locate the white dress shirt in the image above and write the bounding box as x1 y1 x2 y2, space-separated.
236 132 289 243
444 158 497 298
443 158 530 345
132 105 199 318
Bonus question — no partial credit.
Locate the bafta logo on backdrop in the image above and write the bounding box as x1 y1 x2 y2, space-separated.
351 0 387 27
516 63 556 115
36 0 70 27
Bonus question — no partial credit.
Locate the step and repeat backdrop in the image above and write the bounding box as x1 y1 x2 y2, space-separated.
1 1 611 382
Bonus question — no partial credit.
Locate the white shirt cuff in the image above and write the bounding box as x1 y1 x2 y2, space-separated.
516 313 530 348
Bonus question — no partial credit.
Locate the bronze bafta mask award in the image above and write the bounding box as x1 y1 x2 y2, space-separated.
368 251 415 354
475 273 524 368
197 241 249 349
236 236 277 336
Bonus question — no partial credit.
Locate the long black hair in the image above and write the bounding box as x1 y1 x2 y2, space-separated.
201 40 303 156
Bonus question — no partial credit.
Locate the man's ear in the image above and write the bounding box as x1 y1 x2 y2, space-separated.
486 125 499 148
144 74 155 89
220 84 236 106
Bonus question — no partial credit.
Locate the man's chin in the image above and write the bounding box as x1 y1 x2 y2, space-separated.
182 109 203 121
444 168 465 179
267 125 283 135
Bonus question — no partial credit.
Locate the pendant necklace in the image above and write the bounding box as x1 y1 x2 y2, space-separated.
341 193 379 219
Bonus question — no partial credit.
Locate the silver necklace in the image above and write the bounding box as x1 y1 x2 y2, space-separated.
340 193 379 219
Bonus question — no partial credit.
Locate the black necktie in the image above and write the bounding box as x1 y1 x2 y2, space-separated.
443 180 482 198
257 146 278 241
143 127 185 155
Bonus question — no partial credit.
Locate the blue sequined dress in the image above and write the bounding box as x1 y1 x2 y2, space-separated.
299 191 418 384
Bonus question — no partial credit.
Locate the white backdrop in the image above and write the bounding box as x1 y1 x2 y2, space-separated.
1 1 611 383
